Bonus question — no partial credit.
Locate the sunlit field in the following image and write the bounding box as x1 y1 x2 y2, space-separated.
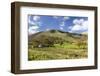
28 45 87 60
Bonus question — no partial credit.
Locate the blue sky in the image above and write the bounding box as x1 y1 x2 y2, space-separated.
28 15 88 35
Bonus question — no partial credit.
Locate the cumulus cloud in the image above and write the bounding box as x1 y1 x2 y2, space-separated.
33 16 40 21
71 24 81 31
28 30 39 35
30 26 39 29
60 27 64 30
28 15 41 35
60 21 65 26
59 16 69 27
28 15 41 25
70 19 88 33
28 26 39 35
73 19 84 25
28 16 36 25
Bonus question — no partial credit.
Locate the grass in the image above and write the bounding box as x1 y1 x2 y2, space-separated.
28 43 88 60
28 30 88 60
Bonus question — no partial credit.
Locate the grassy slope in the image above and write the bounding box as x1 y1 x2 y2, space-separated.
28 48 87 60
28 30 88 60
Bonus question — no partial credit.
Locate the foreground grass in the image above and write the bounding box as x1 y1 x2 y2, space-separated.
28 47 87 60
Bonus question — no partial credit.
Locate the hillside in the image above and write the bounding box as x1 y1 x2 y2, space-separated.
28 30 88 60
28 30 87 44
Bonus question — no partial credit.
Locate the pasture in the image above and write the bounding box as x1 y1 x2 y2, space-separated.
28 43 87 60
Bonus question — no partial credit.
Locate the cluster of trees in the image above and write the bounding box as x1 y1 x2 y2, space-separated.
28 35 65 48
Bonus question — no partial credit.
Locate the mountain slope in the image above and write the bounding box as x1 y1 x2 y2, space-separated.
28 30 88 60
28 30 87 43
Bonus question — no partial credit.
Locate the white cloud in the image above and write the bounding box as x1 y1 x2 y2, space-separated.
28 29 39 35
82 21 88 30
60 21 65 26
73 19 84 25
30 26 39 30
59 16 69 27
70 19 88 33
60 27 64 30
28 16 41 35
28 26 39 35
28 15 42 27
37 22 42 26
33 16 40 21
71 24 81 31
28 16 36 25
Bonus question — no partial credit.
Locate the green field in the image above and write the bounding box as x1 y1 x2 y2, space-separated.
28 30 88 60
28 47 87 60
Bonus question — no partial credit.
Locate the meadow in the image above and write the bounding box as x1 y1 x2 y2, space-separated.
28 42 87 60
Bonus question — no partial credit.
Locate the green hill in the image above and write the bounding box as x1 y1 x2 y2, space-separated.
28 30 87 45
28 30 88 60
